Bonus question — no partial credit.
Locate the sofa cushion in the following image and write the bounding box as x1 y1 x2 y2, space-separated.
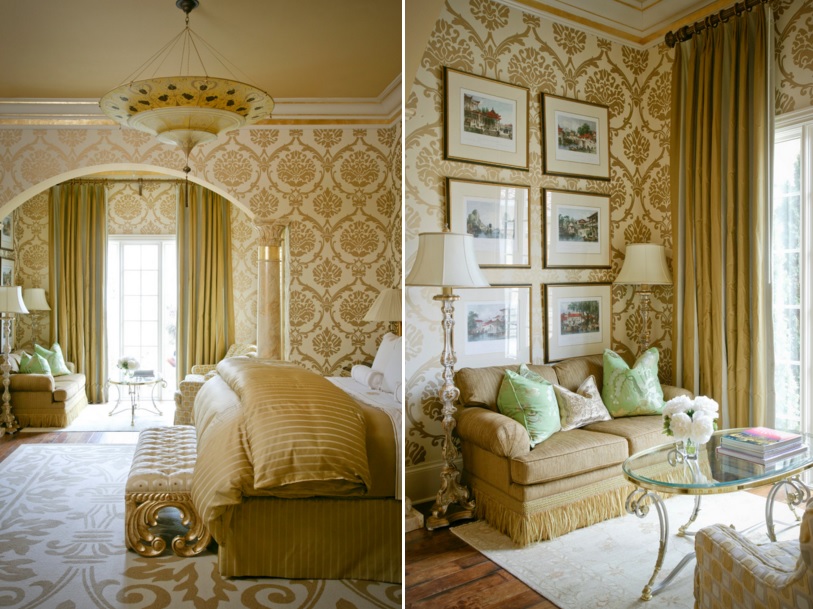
9 373 55 393
496 370 560 448
457 364 558 412
53 373 86 402
551 354 604 391
601 348 664 417
582 415 667 455
510 429 629 485
554 376 612 431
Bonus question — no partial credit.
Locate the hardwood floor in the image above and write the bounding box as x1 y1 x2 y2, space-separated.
0 430 138 462
406 520 557 609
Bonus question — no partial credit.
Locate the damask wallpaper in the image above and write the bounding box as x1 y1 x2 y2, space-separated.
2 124 401 378
404 0 813 500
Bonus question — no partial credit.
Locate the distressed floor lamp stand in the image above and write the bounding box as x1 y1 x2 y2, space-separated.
0 314 18 435
637 285 653 354
426 288 475 530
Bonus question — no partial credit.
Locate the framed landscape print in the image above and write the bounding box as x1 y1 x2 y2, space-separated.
542 94 610 180
1 215 12 251
457 285 531 368
447 178 530 268
544 283 611 362
444 67 529 171
543 189 611 268
0 258 14 287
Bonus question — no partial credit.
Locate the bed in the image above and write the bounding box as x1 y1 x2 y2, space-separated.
190 357 401 583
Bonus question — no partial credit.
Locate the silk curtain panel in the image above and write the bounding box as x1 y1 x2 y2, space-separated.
671 6 773 428
176 185 234 379
49 183 108 403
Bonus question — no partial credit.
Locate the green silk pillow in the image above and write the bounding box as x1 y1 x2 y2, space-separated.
19 352 52 375
34 343 70 376
601 348 664 417
497 368 561 448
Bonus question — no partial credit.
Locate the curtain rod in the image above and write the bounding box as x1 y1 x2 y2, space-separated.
65 178 186 185
664 0 771 48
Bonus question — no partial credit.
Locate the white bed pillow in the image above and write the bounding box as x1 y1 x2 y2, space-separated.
380 335 402 394
371 332 399 373
350 364 384 390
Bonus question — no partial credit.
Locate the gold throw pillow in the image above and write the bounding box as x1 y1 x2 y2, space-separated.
554 375 612 431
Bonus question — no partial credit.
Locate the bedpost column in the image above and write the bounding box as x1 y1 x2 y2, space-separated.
255 220 290 360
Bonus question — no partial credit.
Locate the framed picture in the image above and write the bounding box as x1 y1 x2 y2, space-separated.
542 94 610 180
543 189 611 268
447 178 530 268
444 67 529 171
0 258 13 286
456 285 531 368
544 283 612 362
1 215 13 251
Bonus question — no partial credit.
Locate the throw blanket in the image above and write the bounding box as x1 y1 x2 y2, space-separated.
191 359 372 535
326 376 403 500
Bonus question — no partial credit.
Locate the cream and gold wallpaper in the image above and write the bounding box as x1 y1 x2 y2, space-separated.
404 0 674 495
775 0 813 115
1 124 401 378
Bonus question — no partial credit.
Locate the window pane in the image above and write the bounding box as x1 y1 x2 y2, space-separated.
774 363 801 433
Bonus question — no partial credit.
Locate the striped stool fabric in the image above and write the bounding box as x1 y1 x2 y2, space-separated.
125 425 211 557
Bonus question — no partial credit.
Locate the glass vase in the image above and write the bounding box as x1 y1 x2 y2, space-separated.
683 438 698 459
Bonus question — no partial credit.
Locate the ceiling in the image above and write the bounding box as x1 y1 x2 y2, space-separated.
510 0 730 46
0 0 402 125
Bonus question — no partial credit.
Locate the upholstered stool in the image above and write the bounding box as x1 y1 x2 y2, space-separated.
125 425 211 557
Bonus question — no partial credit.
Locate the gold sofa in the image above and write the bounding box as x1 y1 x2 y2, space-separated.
455 354 691 546
694 499 813 608
10 361 88 428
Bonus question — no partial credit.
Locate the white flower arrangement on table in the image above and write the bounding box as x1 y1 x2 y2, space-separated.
662 395 719 445
116 356 140 372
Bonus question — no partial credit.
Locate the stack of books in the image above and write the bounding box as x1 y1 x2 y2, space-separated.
717 427 807 464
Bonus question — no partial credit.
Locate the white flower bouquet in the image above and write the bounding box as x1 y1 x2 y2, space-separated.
117 356 140 371
662 395 719 445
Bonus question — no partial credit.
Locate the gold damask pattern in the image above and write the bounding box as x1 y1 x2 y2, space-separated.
404 0 674 473
775 0 813 115
2 124 400 378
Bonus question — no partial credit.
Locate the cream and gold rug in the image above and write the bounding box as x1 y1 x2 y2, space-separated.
0 444 401 608
452 490 800 609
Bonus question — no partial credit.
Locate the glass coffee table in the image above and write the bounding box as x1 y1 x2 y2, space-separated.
108 373 166 426
623 428 813 601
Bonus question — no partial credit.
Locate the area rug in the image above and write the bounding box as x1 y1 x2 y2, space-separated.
0 444 401 608
19 401 176 433
452 491 800 609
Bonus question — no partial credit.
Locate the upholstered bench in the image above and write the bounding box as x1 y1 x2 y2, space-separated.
125 426 211 557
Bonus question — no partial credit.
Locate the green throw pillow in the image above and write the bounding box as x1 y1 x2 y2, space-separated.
19 352 52 375
601 348 664 417
34 343 70 376
497 368 561 448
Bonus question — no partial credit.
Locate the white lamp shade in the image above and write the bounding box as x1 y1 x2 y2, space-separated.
364 288 402 322
22 288 50 312
406 232 490 288
615 243 672 285
0 287 29 314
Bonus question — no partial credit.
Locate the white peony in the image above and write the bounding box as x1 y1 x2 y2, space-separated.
662 395 693 417
689 414 715 444
668 412 693 440
692 396 719 417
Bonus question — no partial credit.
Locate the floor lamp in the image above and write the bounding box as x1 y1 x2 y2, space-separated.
22 288 50 347
0 287 28 435
363 287 402 336
614 243 672 354
406 231 490 529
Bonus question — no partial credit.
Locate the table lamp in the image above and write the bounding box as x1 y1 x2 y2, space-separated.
406 230 490 529
614 243 672 354
0 286 28 435
364 287 402 336
22 288 50 347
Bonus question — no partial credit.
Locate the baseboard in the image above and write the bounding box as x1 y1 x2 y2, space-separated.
405 457 465 504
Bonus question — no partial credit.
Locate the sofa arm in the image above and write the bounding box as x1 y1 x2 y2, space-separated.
190 364 217 375
458 406 530 459
662 384 693 400
10 373 55 392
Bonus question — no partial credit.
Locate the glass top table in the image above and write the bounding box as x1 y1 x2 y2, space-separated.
107 373 166 426
622 428 813 601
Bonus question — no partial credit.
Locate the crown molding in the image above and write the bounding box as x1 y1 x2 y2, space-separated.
0 75 402 128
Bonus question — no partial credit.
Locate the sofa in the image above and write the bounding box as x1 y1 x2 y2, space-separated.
455 353 691 546
10 361 88 428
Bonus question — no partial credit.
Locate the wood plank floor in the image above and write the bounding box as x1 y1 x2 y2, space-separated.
406 521 557 609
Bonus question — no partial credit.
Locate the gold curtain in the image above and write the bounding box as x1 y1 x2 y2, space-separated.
176 184 234 379
671 6 773 428
48 183 108 403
